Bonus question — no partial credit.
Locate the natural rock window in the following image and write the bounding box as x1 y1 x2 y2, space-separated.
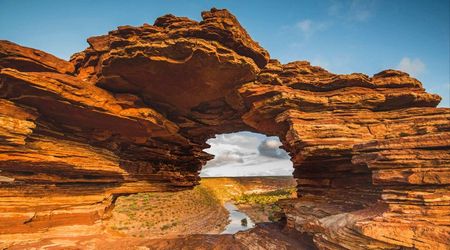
200 132 293 177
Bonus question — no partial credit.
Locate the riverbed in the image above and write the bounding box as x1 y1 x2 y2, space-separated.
221 202 255 234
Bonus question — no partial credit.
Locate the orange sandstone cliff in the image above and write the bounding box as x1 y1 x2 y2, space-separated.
0 8 448 249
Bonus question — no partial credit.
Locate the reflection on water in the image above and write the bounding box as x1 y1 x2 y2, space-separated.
221 202 255 234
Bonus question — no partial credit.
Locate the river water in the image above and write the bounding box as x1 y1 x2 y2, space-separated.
221 202 255 234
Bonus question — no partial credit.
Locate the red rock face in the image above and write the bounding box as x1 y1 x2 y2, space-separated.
72 8 269 112
0 8 448 249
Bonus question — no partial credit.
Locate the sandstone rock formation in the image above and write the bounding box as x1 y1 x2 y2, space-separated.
5 222 316 250
0 8 448 249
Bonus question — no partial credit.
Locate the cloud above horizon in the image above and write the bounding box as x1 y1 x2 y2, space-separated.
200 132 293 177
328 0 378 22
397 57 426 77
288 0 379 70
295 19 329 38
294 0 378 38
257 139 290 159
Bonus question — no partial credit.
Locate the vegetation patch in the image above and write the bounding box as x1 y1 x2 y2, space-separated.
106 177 296 238
234 187 296 205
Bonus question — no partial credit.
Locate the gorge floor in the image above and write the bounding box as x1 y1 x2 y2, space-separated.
7 177 315 250
106 177 297 238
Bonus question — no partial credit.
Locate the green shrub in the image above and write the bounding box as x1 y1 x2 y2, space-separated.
234 187 295 205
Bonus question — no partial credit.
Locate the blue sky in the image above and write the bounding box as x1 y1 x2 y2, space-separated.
1 1 448 176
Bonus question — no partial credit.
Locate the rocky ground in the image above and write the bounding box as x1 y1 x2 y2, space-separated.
6 177 311 250
7 223 316 250
105 177 296 238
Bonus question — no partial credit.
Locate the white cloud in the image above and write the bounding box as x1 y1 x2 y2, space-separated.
200 159 293 177
350 0 374 21
204 151 246 168
200 132 293 177
397 57 426 77
328 0 378 22
295 19 329 38
288 0 377 50
296 19 313 33
258 139 290 159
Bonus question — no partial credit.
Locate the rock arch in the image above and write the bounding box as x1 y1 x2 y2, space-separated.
0 8 448 249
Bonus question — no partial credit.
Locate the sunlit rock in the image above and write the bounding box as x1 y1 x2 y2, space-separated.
0 8 448 249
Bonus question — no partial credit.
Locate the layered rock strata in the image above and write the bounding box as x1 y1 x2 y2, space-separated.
0 8 448 249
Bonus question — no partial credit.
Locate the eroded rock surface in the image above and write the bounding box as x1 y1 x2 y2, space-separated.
0 8 448 250
5 223 315 250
